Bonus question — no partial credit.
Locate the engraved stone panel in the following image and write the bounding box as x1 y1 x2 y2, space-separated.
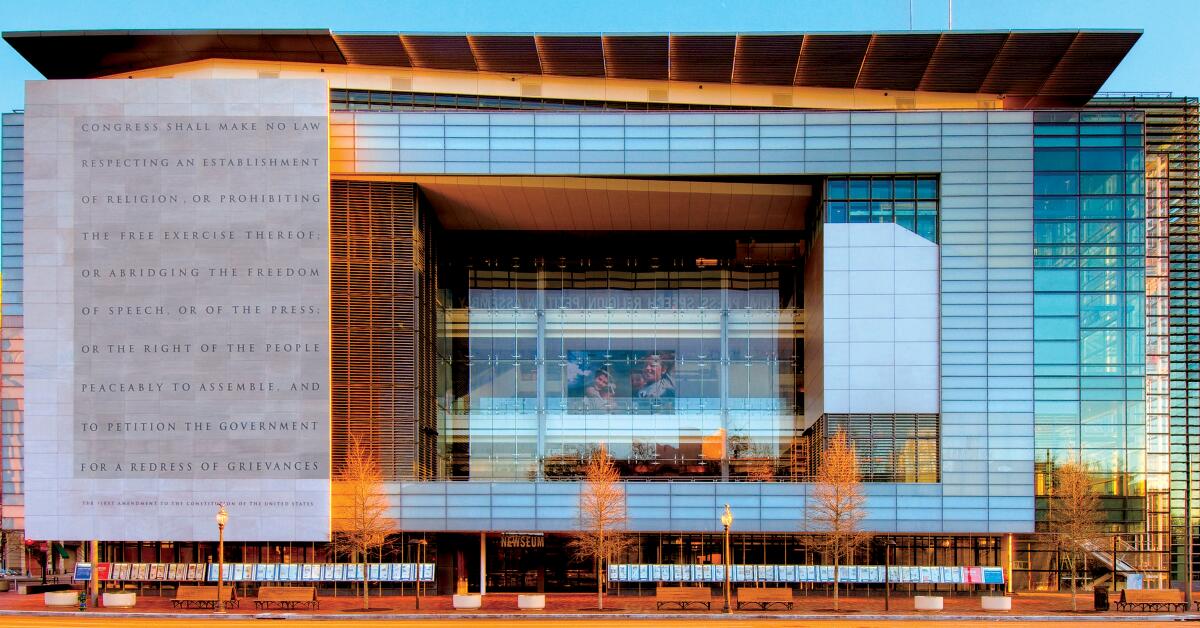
24 79 330 541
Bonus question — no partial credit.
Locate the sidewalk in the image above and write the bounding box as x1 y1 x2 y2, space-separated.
0 590 1191 620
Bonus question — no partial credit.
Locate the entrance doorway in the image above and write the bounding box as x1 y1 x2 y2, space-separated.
486 533 546 592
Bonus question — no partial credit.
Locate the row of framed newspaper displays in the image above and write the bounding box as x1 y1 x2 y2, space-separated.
607 564 1005 585
75 563 435 582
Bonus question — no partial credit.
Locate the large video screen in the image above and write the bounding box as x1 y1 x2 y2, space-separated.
566 350 676 413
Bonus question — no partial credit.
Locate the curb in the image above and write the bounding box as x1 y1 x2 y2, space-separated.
0 609 1197 621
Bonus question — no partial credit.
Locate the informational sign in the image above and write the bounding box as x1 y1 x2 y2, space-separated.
608 564 1004 584
23 79 331 542
981 567 1005 584
73 563 92 582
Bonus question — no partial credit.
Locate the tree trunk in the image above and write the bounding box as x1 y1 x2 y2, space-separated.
833 558 840 611
362 556 369 611
596 556 603 610
1068 554 1077 612
598 529 605 610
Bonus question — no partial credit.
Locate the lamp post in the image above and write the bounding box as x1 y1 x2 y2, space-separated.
721 504 733 614
410 538 428 610
884 539 897 612
214 504 228 615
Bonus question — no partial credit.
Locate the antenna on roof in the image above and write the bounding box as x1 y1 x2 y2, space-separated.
948 0 953 30
908 0 913 29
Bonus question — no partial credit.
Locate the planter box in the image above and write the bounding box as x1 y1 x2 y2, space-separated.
518 594 545 610
453 594 482 610
981 595 1012 611
43 590 78 607
914 595 943 611
103 592 137 608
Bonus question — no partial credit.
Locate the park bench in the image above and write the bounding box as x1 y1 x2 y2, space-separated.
736 587 794 610
655 586 712 610
254 586 319 610
172 585 238 610
1114 589 1186 612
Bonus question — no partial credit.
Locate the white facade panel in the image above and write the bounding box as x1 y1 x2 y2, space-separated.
819 223 940 415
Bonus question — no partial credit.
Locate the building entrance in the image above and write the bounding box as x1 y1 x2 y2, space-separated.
486 533 547 592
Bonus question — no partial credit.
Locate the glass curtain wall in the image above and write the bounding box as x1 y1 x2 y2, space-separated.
436 252 802 481
1031 110 1150 586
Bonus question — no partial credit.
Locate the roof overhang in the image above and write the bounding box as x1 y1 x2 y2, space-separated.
4 29 1141 107
339 175 812 232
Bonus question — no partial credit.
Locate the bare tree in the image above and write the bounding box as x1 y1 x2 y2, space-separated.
569 444 633 610
1048 461 1104 612
332 434 399 610
808 430 870 611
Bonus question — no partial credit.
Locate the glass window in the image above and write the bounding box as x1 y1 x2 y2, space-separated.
1034 173 1078 195
1080 294 1123 328
1035 136 1078 148
827 178 847 199
1125 149 1144 171
916 178 937 199
1125 222 1145 244
1080 173 1122 195
1034 124 1077 135
1035 317 1079 340
916 215 936 241
1079 148 1124 171
848 178 870 199
1035 294 1079 316
1080 197 1123 219
1080 424 1123 448
893 178 915 198
1035 341 1080 365
1035 222 1077 244
826 202 847 222
1035 198 1077 219
1080 136 1124 147
1034 269 1078 292
1125 173 1144 195
1080 269 1122 292
1079 124 1123 135
1081 330 1122 366
870 178 892 199
1034 149 1077 170
1081 222 1122 244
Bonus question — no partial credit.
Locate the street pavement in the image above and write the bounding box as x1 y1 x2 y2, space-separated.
0 619 1189 627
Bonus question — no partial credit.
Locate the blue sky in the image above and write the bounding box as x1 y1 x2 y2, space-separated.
0 0 1197 112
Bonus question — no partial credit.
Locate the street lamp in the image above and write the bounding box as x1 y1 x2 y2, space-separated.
883 539 897 612
410 538 428 610
214 504 228 615
721 504 733 614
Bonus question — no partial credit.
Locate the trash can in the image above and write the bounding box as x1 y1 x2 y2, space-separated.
1093 585 1109 611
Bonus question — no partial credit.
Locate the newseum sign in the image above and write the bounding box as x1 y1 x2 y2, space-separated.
23 80 331 541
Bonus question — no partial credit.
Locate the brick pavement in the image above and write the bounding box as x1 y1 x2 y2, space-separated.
0 588 1183 616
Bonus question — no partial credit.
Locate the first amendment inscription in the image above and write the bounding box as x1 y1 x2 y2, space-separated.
24 79 331 541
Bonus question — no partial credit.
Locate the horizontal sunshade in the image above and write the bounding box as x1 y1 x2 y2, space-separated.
4 29 1140 107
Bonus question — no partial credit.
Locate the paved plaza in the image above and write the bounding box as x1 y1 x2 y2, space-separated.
0 590 1193 621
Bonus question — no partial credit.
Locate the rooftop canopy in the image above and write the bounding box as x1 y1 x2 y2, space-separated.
4 29 1140 107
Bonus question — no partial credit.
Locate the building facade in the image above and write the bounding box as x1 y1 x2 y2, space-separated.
1 28 1198 593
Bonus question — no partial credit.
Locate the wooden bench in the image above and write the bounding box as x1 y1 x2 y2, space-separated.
655 586 713 610
254 586 319 610
736 587 794 610
171 585 238 610
1115 589 1186 612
